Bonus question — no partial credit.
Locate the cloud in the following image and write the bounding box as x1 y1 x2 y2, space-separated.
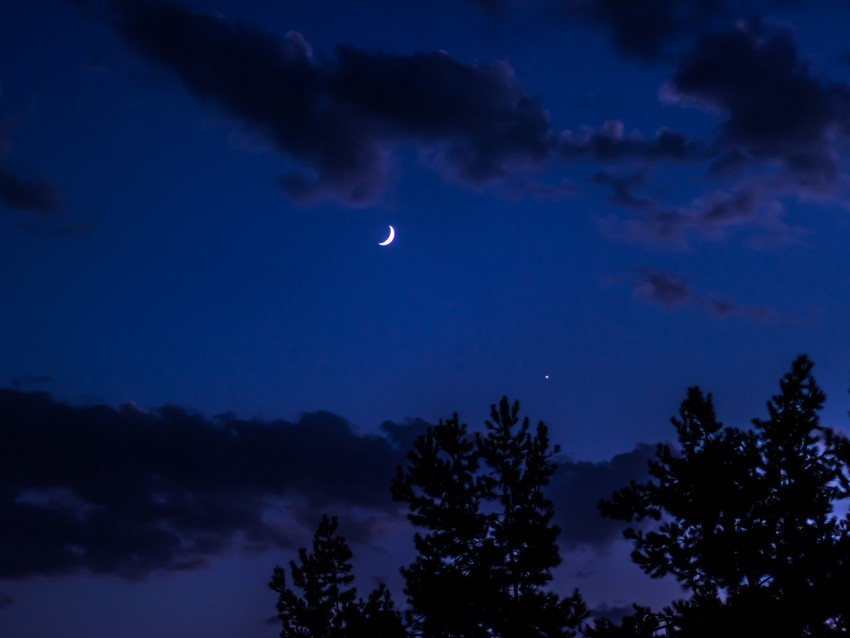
598 185 805 249
553 21 850 242
0 388 661 580
95 0 845 237
559 121 701 163
628 267 778 320
591 169 655 210
560 0 736 63
551 445 655 549
103 0 552 205
379 418 432 453
464 1 792 64
0 389 407 579
630 268 694 307
462 0 748 62
0 167 64 216
663 22 850 193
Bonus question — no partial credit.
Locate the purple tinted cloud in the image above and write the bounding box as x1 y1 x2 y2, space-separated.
106 0 552 205
663 22 850 192
0 389 405 579
631 267 694 306
551 445 655 549
599 185 805 249
559 120 701 163
591 169 655 210
100 0 847 244
1 389 655 580
629 267 778 320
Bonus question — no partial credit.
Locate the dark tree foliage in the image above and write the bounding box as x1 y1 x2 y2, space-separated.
589 356 850 638
391 397 588 638
269 515 406 638
588 604 660 638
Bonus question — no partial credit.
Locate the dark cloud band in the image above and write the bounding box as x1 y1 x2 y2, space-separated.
108 0 552 204
0 390 404 579
1 389 653 580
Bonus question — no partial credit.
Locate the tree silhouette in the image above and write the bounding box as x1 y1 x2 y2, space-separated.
392 397 588 638
269 514 405 638
589 356 850 637
587 604 660 637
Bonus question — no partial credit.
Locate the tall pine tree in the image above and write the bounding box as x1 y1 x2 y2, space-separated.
392 397 587 638
390 413 494 638
590 356 850 637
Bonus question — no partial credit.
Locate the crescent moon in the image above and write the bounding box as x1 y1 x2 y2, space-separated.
378 225 395 246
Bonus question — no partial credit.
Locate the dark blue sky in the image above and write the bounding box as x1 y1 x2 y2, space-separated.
3 0 850 636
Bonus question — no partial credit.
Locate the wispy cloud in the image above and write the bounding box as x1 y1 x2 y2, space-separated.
559 120 701 163
628 267 779 320
557 0 738 62
599 185 806 249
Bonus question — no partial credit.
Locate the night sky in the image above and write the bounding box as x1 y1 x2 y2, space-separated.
3 0 850 636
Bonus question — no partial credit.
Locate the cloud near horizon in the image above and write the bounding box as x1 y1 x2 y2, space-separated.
0 388 653 580
0 388 406 579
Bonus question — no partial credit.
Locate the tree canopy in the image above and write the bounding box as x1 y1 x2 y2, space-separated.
391 397 588 638
591 355 850 637
269 358 850 638
269 514 405 638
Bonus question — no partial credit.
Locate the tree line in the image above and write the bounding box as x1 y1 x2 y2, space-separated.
268 356 850 637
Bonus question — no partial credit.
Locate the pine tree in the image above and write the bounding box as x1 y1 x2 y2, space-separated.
390 413 494 638
591 356 850 637
269 515 406 638
478 397 586 638
391 397 587 638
